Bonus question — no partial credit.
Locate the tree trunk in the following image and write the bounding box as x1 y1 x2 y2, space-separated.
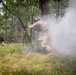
5 10 7 42
39 0 50 16
54 0 61 18
18 17 31 42
55 1 60 18
30 14 33 42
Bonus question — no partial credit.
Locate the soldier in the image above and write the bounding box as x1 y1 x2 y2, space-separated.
28 17 51 53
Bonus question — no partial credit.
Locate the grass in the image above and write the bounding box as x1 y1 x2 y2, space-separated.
0 43 76 75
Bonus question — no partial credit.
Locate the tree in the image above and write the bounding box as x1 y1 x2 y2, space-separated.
53 0 68 17
39 0 50 16
0 0 69 43
54 0 61 17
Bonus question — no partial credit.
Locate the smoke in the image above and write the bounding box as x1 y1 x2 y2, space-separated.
42 0 76 55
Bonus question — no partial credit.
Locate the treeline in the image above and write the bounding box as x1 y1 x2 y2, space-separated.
0 0 68 43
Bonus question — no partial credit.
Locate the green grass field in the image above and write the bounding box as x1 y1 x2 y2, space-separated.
0 43 76 75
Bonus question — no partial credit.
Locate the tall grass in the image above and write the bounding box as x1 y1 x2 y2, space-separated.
0 43 22 56
0 43 76 75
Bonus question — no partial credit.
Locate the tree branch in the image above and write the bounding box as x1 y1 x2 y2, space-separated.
1 0 31 42
18 17 31 42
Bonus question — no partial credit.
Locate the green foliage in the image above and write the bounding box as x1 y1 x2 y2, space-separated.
0 0 69 43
